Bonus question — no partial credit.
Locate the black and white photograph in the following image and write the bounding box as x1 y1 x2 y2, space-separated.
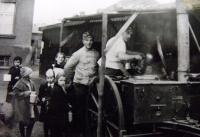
1 0 200 137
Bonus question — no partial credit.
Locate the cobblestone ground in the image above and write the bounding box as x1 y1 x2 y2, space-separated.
12 121 44 137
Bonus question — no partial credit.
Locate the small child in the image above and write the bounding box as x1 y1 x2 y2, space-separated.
56 72 73 116
13 67 38 137
52 52 65 77
38 69 55 137
49 73 72 137
53 52 65 69
6 56 22 102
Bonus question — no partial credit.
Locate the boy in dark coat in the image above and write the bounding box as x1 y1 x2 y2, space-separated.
48 81 69 137
56 72 74 137
6 56 22 102
38 69 55 137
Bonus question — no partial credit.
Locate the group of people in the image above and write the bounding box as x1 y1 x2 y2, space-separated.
5 27 143 137
6 56 37 137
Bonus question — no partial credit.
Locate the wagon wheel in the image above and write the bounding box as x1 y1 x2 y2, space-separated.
87 75 125 137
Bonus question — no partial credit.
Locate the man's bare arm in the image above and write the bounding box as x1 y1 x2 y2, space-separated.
126 50 145 57
117 52 142 61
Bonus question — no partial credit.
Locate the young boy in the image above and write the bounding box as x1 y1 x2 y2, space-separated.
6 56 22 102
38 69 55 137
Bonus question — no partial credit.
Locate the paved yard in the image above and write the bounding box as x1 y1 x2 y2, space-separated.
12 121 44 137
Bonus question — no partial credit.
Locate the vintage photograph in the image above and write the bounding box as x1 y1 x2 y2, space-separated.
1 0 200 137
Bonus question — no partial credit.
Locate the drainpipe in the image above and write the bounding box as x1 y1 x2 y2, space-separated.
176 0 190 81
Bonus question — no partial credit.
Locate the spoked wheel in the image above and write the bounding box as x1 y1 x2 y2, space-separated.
87 75 125 137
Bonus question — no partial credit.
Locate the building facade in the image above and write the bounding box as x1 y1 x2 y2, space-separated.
0 0 35 102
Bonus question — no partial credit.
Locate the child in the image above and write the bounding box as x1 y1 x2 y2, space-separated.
56 73 74 137
52 52 65 69
52 52 65 77
47 72 71 137
38 69 55 137
12 67 38 137
6 56 22 102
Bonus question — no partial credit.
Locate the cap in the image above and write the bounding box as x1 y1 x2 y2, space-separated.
20 67 33 77
45 69 55 77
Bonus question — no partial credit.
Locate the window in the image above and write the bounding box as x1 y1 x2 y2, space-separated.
0 1 16 36
0 55 10 66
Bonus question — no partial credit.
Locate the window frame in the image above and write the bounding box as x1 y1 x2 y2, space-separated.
0 0 16 38
0 55 10 69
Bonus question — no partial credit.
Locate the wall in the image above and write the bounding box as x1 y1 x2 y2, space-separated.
0 0 35 102
0 0 35 65
32 32 42 64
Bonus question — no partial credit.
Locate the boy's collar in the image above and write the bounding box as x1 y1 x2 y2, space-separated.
47 83 54 88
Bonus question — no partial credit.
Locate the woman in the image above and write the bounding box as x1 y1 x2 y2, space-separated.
13 67 38 137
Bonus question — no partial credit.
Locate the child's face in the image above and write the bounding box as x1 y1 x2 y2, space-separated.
56 54 64 64
13 60 21 67
57 76 66 87
46 75 55 84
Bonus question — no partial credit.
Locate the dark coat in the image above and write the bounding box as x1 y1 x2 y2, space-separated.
7 66 21 101
38 82 52 122
48 84 68 125
8 66 21 90
12 78 38 124
38 83 73 126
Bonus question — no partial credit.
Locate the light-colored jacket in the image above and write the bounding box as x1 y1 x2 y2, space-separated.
64 47 99 86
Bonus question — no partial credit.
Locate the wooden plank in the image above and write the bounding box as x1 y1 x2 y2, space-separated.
156 36 169 79
156 36 167 69
97 13 108 137
104 12 138 53
59 20 64 52
189 23 200 53
123 132 163 137
177 0 190 82
60 31 75 47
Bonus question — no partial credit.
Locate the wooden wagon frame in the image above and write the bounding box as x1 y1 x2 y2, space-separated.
54 0 200 136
